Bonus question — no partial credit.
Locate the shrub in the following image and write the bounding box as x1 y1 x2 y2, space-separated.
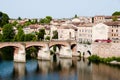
88 55 120 63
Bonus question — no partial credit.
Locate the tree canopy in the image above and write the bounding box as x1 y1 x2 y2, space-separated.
14 27 25 41
2 24 15 42
39 16 52 24
112 11 120 16
52 30 58 39
0 12 9 27
46 16 52 21
24 33 36 41
38 28 45 40
74 14 78 18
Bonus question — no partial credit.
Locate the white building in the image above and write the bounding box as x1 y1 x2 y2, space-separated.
58 24 77 40
23 24 43 34
92 23 110 42
77 23 93 43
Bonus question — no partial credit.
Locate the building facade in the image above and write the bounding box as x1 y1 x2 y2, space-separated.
77 24 93 43
105 21 120 43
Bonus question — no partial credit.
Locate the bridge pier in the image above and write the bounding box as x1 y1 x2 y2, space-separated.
59 45 72 58
72 45 79 57
38 44 51 60
14 46 26 62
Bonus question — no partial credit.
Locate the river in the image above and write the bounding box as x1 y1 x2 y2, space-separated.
0 58 120 80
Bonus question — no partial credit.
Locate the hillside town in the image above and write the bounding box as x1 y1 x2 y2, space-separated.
7 15 120 44
1 0 120 79
1 11 120 59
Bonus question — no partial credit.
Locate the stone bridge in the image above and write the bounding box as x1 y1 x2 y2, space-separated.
0 40 77 62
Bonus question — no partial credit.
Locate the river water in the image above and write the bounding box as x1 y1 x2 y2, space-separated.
0 58 120 80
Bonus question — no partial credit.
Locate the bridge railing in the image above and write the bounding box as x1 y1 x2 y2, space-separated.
0 40 77 43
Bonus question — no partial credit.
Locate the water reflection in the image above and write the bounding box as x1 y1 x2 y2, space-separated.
77 58 92 80
92 63 120 80
13 62 26 79
0 61 13 80
0 58 120 80
37 60 51 75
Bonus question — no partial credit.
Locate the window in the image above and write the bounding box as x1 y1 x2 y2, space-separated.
82 29 84 32
112 34 114 36
79 30 81 32
114 34 116 36
112 29 113 32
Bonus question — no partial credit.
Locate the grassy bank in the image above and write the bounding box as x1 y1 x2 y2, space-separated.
88 55 120 63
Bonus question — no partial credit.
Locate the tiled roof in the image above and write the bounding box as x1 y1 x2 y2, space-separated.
104 21 120 26
78 23 94 27
58 24 77 30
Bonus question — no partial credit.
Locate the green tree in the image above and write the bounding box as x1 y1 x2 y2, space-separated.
46 16 52 21
44 18 50 24
112 16 118 21
74 14 78 18
32 19 38 24
24 21 32 26
39 18 45 24
2 24 15 42
26 46 37 59
0 12 9 27
38 28 45 41
32 36 38 41
0 12 2 23
0 33 3 42
0 12 2 17
112 11 120 16
45 36 50 40
18 17 22 20
39 16 52 24
14 27 25 41
24 33 36 41
52 30 58 39
12 21 18 26
53 45 56 52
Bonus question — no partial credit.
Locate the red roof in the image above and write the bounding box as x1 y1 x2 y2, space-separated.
95 39 112 43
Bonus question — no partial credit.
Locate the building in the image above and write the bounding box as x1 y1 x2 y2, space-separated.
79 16 92 23
77 23 93 43
57 24 77 40
104 21 120 43
92 23 110 42
93 16 105 23
23 24 43 34
105 16 113 22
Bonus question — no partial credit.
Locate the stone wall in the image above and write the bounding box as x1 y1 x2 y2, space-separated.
92 42 120 58
77 42 120 58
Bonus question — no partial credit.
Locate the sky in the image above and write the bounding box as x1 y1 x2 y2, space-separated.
0 0 120 19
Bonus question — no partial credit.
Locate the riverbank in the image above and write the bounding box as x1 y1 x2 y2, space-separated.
88 55 120 64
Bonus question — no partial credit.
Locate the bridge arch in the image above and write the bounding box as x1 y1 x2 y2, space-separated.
49 44 65 49
0 42 24 49
25 42 46 48
71 44 76 49
49 43 69 48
